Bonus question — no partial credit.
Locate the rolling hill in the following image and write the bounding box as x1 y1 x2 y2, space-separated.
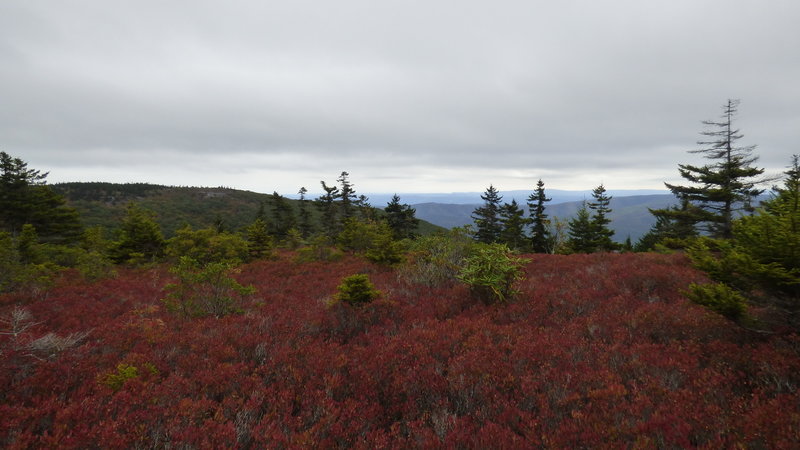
52 182 444 237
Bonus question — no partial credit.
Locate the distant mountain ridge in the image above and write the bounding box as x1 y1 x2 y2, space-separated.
411 194 679 243
355 189 671 207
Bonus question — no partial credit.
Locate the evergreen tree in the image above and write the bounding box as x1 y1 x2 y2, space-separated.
0 152 83 244
246 218 273 260
527 179 551 253
297 187 314 238
499 200 527 251
587 184 617 251
567 202 596 253
316 181 340 238
384 194 420 240
732 154 800 291
111 203 166 264
255 201 267 221
656 99 766 239
356 194 375 221
471 185 503 243
336 171 358 221
270 191 296 241
637 198 700 250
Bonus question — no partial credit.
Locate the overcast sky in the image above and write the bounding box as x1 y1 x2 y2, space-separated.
1 1 798 195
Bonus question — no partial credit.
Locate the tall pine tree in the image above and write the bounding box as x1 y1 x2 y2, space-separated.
527 179 551 253
655 99 766 239
336 171 358 221
297 187 314 238
316 181 340 238
270 191 296 241
587 184 617 251
472 185 503 243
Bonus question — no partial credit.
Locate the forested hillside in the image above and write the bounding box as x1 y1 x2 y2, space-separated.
52 182 442 237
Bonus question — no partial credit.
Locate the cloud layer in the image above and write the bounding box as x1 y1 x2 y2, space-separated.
2 0 798 193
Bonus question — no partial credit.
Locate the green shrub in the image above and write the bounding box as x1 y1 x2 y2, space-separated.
162 256 256 318
166 226 249 264
456 243 529 305
398 227 476 287
99 363 139 391
333 274 382 306
365 231 405 265
685 282 748 321
296 235 343 262
283 228 304 250
336 218 404 265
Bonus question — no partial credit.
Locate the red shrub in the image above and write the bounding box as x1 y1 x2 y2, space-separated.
1 252 798 447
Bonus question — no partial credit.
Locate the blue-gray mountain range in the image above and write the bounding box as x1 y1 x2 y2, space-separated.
368 190 678 243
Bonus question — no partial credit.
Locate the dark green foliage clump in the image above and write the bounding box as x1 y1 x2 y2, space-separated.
1 152 83 244
471 185 503 244
527 179 552 253
333 274 382 306
685 282 748 321
111 203 166 265
384 194 420 240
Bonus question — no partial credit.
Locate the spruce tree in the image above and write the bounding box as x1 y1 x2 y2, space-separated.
0 151 83 244
637 198 700 250
336 171 358 221
657 99 766 239
270 191 296 241
111 203 166 264
384 194 420 240
297 187 314 238
587 184 617 251
471 185 503 243
732 154 800 290
316 181 340 237
527 179 551 253
499 200 527 251
246 218 273 260
567 202 596 253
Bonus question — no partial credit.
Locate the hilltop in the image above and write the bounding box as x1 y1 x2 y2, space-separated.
52 182 443 237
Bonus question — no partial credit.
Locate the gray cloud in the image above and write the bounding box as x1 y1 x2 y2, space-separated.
1 0 798 193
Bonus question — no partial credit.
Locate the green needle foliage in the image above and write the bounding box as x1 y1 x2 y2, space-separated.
457 243 529 305
333 274 382 306
162 256 256 318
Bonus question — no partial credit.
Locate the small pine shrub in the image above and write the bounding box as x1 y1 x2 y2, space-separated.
296 235 343 262
99 363 139 391
162 256 256 318
398 227 477 287
685 282 748 321
333 274 382 306
457 243 529 305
